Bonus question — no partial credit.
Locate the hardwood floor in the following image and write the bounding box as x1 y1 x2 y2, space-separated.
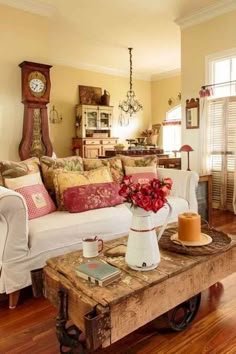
1 209 236 354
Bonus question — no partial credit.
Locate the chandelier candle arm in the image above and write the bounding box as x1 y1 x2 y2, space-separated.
119 48 143 117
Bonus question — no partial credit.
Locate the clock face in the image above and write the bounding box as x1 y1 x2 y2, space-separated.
28 71 46 97
29 78 45 93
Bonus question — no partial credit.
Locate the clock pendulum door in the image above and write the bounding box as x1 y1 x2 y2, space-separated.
19 104 52 160
19 61 53 160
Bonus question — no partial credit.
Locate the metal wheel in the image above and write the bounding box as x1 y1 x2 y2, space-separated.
165 293 201 331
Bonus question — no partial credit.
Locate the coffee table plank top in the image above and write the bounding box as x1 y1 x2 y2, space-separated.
44 234 236 349
46 237 210 307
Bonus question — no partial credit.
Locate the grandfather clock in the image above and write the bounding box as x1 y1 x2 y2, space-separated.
19 61 53 160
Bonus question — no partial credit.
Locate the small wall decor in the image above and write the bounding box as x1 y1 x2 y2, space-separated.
168 92 181 106
186 98 199 129
49 105 62 124
79 85 102 105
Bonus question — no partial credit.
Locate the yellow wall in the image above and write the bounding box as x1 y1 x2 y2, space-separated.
0 5 50 161
50 66 151 157
151 75 181 145
0 4 151 160
151 75 181 124
182 10 236 171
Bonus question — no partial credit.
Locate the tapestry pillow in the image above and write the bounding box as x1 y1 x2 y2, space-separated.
40 155 84 199
4 172 56 220
83 157 124 183
53 166 113 210
0 157 40 186
120 155 158 169
125 166 158 184
63 182 124 213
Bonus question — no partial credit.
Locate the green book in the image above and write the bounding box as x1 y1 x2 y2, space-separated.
75 260 121 286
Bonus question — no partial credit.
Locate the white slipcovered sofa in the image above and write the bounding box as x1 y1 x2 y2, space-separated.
0 168 198 307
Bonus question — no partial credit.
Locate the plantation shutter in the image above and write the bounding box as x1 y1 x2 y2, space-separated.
208 97 236 211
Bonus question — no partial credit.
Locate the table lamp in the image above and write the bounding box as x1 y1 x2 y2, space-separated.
179 144 194 171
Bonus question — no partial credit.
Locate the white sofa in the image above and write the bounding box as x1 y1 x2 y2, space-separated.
0 168 199 307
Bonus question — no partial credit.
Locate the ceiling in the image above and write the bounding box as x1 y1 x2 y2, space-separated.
1 0 236 80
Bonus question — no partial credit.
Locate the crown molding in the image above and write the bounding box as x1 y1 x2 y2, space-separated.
151 69 181 81
176 0 236 29
53 58 151 81
0 0 56 17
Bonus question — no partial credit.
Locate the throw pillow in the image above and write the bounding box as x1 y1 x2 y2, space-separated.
83 157 124 183
53 166 113 210
63 182 124 213
120 155 158 170
125 166 158 184
4 172 56 220
40 155 84 199
0 157 40 186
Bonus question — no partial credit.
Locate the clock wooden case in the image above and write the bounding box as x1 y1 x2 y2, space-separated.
19 61 53 160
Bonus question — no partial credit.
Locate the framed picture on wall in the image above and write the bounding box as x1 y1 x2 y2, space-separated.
79 85 102 105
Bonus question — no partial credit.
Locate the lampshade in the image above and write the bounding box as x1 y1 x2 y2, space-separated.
179 144 194 152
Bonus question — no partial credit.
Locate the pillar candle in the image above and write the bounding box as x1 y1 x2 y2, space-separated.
178 212 201 242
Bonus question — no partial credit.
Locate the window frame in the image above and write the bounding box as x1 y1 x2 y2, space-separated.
162 104 181 153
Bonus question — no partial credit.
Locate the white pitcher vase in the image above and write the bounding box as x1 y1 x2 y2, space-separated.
125 202 172 271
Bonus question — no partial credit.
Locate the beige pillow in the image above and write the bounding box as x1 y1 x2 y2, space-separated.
40 156 84 198
0 157 40 186
120 155 158 169
83 157 124 183
53 166 113 210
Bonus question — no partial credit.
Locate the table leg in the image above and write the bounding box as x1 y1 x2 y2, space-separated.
56 289 86 354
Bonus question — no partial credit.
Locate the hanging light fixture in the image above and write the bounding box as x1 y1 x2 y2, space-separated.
119 48 143 117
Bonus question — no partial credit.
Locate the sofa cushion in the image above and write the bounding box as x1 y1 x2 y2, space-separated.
53 166 113 209
124 165 158 184
28 205 133 256
63 182 124 213
0 157 40 186
83 157 124 183
28 196 188 257
40 155 84 199
4 172 56 220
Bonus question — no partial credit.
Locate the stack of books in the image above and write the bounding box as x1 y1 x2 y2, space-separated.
75 259 121 286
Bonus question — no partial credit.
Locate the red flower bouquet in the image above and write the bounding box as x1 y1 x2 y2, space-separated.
119 176 173 213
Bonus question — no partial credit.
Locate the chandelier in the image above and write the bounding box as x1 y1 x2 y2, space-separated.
119 48 143 117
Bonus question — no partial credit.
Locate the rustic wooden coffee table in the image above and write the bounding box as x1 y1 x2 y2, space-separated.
44 233 236 353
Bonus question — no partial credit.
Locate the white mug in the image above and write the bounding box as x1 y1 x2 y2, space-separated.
82 236 103 258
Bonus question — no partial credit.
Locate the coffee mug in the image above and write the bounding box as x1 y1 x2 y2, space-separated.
82 236 103 258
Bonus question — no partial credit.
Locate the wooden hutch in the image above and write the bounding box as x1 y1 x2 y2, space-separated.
72 104 118 158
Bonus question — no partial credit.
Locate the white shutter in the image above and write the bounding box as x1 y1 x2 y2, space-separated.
207 97 236 211
226 98 236 209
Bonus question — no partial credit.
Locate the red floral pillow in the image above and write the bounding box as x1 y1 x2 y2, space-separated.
63 182 124 213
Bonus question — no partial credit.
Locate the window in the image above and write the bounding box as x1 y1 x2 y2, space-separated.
209 56 236 98
207 52 236 211
163 105 181 153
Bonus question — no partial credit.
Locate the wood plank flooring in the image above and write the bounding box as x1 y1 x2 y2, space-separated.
0 209 236 354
